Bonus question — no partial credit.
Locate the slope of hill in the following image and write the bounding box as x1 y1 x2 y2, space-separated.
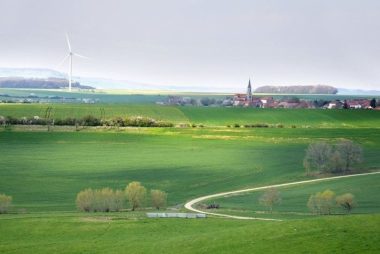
0 77 94 89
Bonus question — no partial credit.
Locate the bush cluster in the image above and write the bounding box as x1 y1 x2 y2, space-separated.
76 188 125 212
307 189 356 215
0 116 47 125
76 182 168 213
228 123 288 128
303 140 363 175
244 123 269 128
1 115 174 128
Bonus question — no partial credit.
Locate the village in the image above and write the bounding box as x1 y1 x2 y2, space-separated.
162 80 379 110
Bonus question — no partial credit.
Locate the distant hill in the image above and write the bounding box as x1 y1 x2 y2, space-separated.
0 67 223 92
254 85 338 94
0 77 94 89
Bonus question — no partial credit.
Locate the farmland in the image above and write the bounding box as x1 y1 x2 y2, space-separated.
1 103 380 127
0 104 380 253
1 214 379 253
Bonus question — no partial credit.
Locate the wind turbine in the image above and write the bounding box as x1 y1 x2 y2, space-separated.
58 34 89 92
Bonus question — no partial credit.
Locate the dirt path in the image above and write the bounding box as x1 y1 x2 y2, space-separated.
184 171 380 221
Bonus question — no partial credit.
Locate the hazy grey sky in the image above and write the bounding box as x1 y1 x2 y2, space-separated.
0 0 379 90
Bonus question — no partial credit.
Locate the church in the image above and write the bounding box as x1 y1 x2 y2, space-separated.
233 79 261 107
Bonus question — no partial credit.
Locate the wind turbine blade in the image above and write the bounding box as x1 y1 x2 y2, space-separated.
56 54 70 68
65 33 72 52
73 53 90 59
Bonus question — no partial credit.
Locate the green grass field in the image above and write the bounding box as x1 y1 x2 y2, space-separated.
1 127 379 212
1 103 380 127
1 214 379 253
0 106 380 253
206 174 380 219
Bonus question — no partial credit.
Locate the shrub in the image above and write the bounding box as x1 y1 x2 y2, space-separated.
0 193 12 214
276 124 284 128
125 181 147 211
335 140 362 173
82 115 101 126
233 123 240 128
259 188 281 213
244 123 269 128
154 121 174 127
124 116 173 127
125 116 155 127
304 140 363 175
76 188 125 212
307 189 336 215
55 117 77 126
5 116 19 125
178 123 190 128
150 189 167 210
113 190 125 212
291 125 297 128
336 193 356 213
76 189 95 212
112 117 125 127
303 142 333 175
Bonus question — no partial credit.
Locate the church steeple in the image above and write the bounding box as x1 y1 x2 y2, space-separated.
246 78 252 101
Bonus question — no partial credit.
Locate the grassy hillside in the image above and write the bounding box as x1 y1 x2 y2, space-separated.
0 214 379 253
1 106 379 253
1 127 379 212
1 103 380 127
208 174 380 219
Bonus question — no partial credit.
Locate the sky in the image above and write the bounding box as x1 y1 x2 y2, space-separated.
0 0 379 91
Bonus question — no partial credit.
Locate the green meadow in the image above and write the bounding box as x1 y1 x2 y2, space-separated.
1 214 379 253
1 103 380 127
207 174 380 219
0 105 379 253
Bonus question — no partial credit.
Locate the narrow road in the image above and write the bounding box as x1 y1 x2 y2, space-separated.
184 171 380 221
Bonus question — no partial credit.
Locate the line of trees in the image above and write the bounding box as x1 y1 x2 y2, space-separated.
0 193 12 214
303 140 363 175
76 181 168 212
308 190 356 214
0 115 174 128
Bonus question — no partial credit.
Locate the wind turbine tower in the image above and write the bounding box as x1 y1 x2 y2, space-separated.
58 34 89 92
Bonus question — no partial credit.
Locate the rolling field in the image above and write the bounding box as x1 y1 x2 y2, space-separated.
0 214 379 253
0 106 380 253
206 174 380 219
1 127 379 212
1 103 380 127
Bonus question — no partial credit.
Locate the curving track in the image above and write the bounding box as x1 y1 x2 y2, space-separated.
184 171 380 221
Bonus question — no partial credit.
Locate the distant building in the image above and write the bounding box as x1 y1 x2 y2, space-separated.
246 79 252 102
233 79 255 107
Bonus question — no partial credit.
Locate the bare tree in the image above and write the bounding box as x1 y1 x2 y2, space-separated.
151 189 167 210
336 140 362 173
125 181 147 211
259 188 281 213
0 193 12 214
336 193 356 213
303 142 333 175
